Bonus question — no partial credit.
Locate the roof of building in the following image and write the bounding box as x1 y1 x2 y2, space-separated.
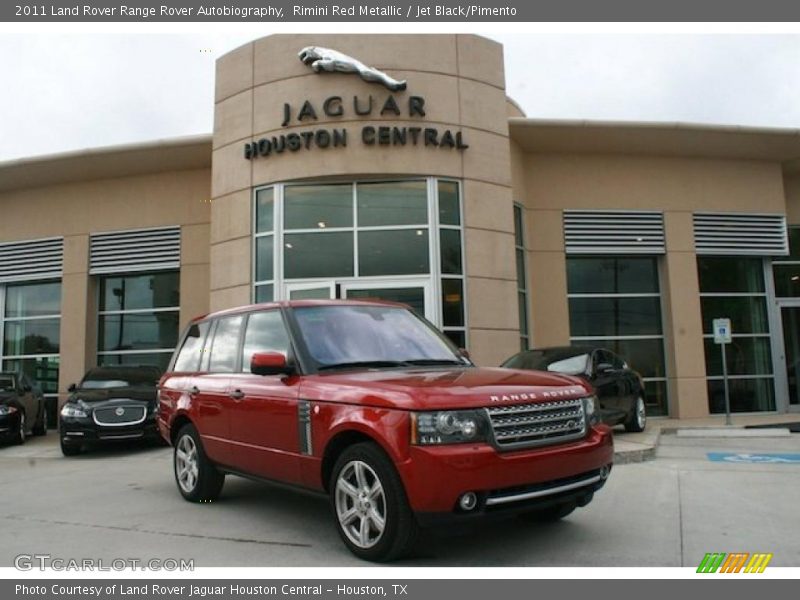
2 119 800 193
0 134 212 193
510 118 800 172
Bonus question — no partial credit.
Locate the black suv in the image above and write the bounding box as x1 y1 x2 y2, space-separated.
59 365 162 456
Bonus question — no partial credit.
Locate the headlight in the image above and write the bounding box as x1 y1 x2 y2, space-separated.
583 395 599 425
411 410 488 445
0 405 18 416
60 403 88 418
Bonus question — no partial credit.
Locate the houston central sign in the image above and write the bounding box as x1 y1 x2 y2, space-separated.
243 92 469 160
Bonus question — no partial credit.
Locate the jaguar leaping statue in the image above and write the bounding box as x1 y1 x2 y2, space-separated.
298 46 407 92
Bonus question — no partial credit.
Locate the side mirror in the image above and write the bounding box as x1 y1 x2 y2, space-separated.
68 383 77 393
250 352 294 377
595 362 614 376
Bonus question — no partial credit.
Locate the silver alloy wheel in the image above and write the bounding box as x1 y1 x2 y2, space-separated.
175 434 199 494
335 460 387 549
41 407 47 432
18 412 26 442
636 396 646 430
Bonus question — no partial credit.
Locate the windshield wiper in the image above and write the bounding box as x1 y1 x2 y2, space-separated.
317 360 412 371
403 358 466 366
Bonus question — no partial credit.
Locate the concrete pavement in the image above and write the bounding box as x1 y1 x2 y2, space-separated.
0 432 798 567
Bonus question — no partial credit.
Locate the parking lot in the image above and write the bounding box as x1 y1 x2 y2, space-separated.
1 430 799 567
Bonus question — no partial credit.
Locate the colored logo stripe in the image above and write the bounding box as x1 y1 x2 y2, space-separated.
744 553 773 573
697 553 726 573
697 552 772 573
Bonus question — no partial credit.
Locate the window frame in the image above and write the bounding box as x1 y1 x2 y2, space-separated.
698 256 777 413
252 177 468 348
566 255 668 416
95 270 180 369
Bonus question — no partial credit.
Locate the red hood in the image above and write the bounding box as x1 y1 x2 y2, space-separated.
298 366 591 410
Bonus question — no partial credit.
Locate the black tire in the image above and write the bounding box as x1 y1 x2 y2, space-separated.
329 442 418 562
14 411 26 445
173 423 225 502
624 395 647 433
32 404 47 436
60 437 82 456
521 500 577 523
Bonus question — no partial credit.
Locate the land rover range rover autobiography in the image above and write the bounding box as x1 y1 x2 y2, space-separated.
158 300 614 561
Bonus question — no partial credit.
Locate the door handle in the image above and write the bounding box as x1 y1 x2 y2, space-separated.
228 389 245 401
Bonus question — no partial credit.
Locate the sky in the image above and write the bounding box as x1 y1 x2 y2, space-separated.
0 33 799 162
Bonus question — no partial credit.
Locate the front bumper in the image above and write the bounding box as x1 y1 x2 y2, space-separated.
0 413 20 439
397 424 614 519
60 414 159 444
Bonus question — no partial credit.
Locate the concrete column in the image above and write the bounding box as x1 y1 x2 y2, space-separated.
180 223 211 328
662 211 710 418
57 234 93 408
526 209 571 347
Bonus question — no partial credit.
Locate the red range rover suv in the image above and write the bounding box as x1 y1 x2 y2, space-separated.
158 300 613 561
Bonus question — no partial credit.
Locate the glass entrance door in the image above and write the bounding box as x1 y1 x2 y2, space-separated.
341 280 434 323
779 305 800 409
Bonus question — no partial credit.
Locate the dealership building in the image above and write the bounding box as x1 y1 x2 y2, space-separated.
1 33 800 425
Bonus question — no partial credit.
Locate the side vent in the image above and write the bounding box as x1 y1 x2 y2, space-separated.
90 226 180 274
0 237 63 283
564 210 665 254
298 400 313 455
693 213 788 256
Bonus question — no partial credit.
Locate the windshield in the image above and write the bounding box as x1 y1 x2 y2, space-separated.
79 368 160 389
0 375 15 391
504 350 590 375
293 305 463 369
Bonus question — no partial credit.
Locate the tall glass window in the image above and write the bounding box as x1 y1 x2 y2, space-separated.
97 271 180 371
514 204 530 350
567 256 668 416
698 257 775 413
438 181 466 347
254 187 275 303
253 179 466 347
0 281 61 427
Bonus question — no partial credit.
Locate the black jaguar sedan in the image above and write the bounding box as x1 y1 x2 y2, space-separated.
59 365 162 456
0 371 48 445
502 346 647 432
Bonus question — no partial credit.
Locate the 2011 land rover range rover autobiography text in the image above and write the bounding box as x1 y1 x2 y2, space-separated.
158 300 614 561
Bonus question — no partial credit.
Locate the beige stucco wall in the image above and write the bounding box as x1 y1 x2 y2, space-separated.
514 153 788 417
211 34 520 366
785 173 800 225
0 168 211 402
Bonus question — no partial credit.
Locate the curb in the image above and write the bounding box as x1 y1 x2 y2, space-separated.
613 428 661 464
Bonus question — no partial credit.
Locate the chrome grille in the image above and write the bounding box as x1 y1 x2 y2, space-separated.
486 398 586 450
93 405 146 426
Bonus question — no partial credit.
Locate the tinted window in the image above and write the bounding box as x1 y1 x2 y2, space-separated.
208 316 244 373
100 272 179 311
173 322 210 372
241 311 291 372
504 350 589 375
0 375 16 391
5 282 61 318
284 184 352 230
80 367 160 388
